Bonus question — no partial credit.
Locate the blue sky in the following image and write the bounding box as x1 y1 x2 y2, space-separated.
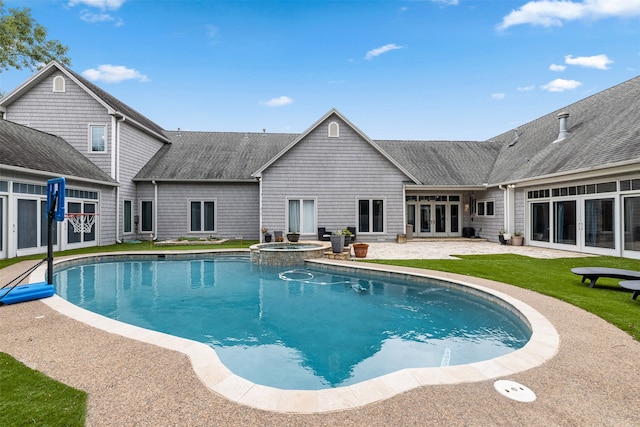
1 0 639 140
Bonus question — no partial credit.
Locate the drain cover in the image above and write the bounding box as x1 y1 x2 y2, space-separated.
494 380 537 403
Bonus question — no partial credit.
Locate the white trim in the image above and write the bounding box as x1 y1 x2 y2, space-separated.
328 121 339 138
52 75 65 92
140 200 154 236
285 197 317 235
357 197 387 234
88 124 108 153
187 199 217 233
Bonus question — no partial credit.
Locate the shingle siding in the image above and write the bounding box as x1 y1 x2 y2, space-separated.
136 182 259 240
5 70 114 177
261 115 409 240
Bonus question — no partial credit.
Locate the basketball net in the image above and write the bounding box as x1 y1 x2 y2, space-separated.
66 213 98 234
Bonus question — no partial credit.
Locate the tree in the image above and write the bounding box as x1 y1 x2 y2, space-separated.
0 0 70 72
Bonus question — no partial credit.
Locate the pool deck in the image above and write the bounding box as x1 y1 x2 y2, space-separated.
1 241 639 426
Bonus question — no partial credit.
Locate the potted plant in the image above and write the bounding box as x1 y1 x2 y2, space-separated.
511 230 524 246
342 228 353 247
287 231 300 242
330 229 345 253
353 242 369 258
262 227 272 242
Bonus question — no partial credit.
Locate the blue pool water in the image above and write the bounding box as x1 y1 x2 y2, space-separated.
53 255 531 390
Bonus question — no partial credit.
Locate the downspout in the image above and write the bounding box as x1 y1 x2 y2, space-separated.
152 180 158 240
113 114 124 243
257 177 263 242
402 184 406 237
499 184 516 233
499 185 508 232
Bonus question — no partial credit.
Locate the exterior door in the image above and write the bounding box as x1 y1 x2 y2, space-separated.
420 204 432 235
532 195 617 256
406 196 461 238
418 203 452 237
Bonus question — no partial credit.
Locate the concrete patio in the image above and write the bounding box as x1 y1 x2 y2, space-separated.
1 242 638 426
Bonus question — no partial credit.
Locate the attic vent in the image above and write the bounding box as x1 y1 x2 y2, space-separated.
328 121 339 138
53 76 65 93
553 111 569 143
509 129 519 147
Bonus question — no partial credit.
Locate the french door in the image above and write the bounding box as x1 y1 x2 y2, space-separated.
530 195 617 255
407 201 460 237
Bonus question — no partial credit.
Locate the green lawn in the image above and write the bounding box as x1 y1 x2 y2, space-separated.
0 239 255 426
364 254 640 341
0 353 87 427
1 242 639 424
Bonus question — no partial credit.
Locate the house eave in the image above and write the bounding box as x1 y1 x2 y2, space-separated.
493 159 640 188
252 108 422 184
0 164 118 187
132 178 258 183
405 184 488 192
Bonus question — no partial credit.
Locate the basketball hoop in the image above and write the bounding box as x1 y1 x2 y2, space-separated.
65 213 98 234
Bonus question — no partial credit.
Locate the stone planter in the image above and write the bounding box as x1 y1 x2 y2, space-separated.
330 235 345 253
511 235 524 246
287 233 300 242
353 243 369 258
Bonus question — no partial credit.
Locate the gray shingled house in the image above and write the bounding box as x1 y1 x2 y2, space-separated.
0 61 639 259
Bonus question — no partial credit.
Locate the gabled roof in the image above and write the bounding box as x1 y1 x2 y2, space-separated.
376 139 502 186
0 61 170 143
488 75 640 184
0 119 117 185
251 108 422 184
134 130 298 181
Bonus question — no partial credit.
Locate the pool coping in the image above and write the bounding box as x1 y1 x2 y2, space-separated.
30 251 559 414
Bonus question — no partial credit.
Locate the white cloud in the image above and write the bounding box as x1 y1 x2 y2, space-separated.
68 0 126 10
549 63 566 71
517 85 536 91
431 0 459 5
541 78 583 92
262 96 293 107
365 44 405 60
79 10 119 24
82 64 149 83
565 54 613 69
497 0 640 30
491 93 506 100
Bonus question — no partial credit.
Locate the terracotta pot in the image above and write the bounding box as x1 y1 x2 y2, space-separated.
511 235 524 246
353 243 369 258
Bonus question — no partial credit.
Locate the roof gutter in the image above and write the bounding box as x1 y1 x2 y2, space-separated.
0 165 119 187
404 184 489 191
132 178 258 183
492 159 640 188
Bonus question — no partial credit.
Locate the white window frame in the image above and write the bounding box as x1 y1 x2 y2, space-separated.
476 199 495 217
140 200 154 234
123 200 133 234
89 124 107 153
286 198 317 234
188 200 216 233
53 75 65 92
328 121 339 138
358 198 386 234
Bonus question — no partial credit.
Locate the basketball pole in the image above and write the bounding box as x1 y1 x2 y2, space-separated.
47 191 57 285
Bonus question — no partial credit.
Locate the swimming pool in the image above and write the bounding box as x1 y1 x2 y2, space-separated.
36 252 559 412
53 254 530 390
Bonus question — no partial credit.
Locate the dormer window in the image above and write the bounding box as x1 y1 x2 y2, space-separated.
53 76 65 93
328 121 339 138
